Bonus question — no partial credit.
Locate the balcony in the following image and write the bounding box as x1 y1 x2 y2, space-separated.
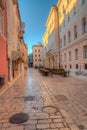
0 0 5 10
46 49 55 56
12 51 24 62
12 0 17 5
18 22 25 39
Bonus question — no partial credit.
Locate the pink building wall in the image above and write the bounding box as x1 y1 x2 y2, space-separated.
0 0 8 87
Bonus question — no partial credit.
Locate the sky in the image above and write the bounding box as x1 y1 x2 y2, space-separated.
18 0 58 54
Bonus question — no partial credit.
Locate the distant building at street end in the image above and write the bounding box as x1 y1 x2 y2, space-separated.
0 0 8 88
28 53 33 67
32 43 44 68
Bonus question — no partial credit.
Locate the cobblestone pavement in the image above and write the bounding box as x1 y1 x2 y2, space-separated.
0 68 87 130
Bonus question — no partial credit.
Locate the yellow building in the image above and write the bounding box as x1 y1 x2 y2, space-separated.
42 5 59 69
43 0 87 75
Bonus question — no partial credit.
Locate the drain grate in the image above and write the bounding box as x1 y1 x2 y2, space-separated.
55 95 68 101
24 96 35 101
9 113 29 124
42 106 58 114
14 96 35 101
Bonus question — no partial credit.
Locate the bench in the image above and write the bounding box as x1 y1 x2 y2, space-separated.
49 69 68 77
39 68 49 76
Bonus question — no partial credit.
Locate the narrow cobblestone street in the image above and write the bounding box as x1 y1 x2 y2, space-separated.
0 68 87 130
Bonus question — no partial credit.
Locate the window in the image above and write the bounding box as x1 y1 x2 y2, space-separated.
64 35 66 46
74 25 77 39
60 38 62 48
70 64 72 69
73 5 76 15
69 51 71 61
35 59 37 61
82 0 85 5
64 53 66 61
65 65 67 68
67 0 69 5
84 46 87 58
39 59 41 62
76 64 78 69
63 5 65 14
0 10 3 34
63 20 65 27
35 55 37 57
38 49 40 52
82 17 86 33
68 13 70 22
61 55 62 62
35 50 37 52
39 54 40 57
68 31 71 43
84 64 87 69
59 26 61 32
75 49 78 60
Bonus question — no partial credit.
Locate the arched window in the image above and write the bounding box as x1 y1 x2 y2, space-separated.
68 31 71 43
64 35 66 46
60 38 62 48
68 13 70 22
73 5 76 15
74 25 77 39
82 17 86 33
0 10 3 34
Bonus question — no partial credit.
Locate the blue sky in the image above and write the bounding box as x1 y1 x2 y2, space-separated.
18 0 58 54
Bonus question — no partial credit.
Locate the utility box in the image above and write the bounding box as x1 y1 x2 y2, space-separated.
0 75 5 86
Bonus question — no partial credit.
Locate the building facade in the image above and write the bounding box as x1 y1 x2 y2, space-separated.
57 0 87 74
0 0 8 87
43 0 87 75
42 6 59 69
33 43 44 68
28 53 33 67
7 0 28 82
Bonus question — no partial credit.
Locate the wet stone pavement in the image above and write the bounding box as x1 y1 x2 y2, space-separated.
0 68 87 130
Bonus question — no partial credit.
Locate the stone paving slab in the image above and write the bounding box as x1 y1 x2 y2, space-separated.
0 69 86 130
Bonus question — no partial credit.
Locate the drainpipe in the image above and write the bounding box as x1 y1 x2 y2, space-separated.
57 8 61 69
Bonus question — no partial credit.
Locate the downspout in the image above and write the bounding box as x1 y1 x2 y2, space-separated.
57 8 60 69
